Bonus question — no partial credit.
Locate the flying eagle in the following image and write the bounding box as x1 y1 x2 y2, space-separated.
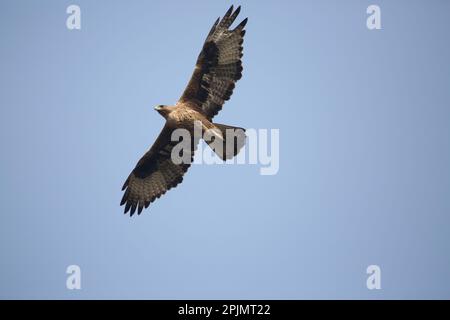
120 6 248 216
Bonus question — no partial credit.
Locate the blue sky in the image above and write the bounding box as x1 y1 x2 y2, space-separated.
0 0 449 299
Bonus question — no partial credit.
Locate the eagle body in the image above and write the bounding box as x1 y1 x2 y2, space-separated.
159 104 208 132
121 6 248 216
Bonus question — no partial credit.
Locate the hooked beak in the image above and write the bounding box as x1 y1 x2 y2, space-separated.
154 105 162 111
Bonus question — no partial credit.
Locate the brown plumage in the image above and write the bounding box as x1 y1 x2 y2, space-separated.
120 6 248 216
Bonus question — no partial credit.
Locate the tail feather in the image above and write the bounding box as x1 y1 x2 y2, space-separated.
205 123 246 160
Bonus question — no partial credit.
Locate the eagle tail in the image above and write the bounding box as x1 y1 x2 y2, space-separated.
205 123 246 160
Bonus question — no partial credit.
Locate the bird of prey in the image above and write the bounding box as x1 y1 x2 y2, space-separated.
120 6 248 216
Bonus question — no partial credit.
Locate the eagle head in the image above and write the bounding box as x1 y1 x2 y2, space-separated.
154 105 172 118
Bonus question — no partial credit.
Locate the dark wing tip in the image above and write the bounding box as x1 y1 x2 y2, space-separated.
233 6 241 18
121 177 129 190
124 201 131 214
122 199 145 216
240 17 248 28
207 17 220 38
225 5 234 17
233 17 248 32
130 203 137 216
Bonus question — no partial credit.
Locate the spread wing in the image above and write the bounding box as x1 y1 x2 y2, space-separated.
120 124 198 216
179 5 247 120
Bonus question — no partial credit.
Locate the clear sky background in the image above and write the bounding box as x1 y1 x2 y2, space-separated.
1 0 449 299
